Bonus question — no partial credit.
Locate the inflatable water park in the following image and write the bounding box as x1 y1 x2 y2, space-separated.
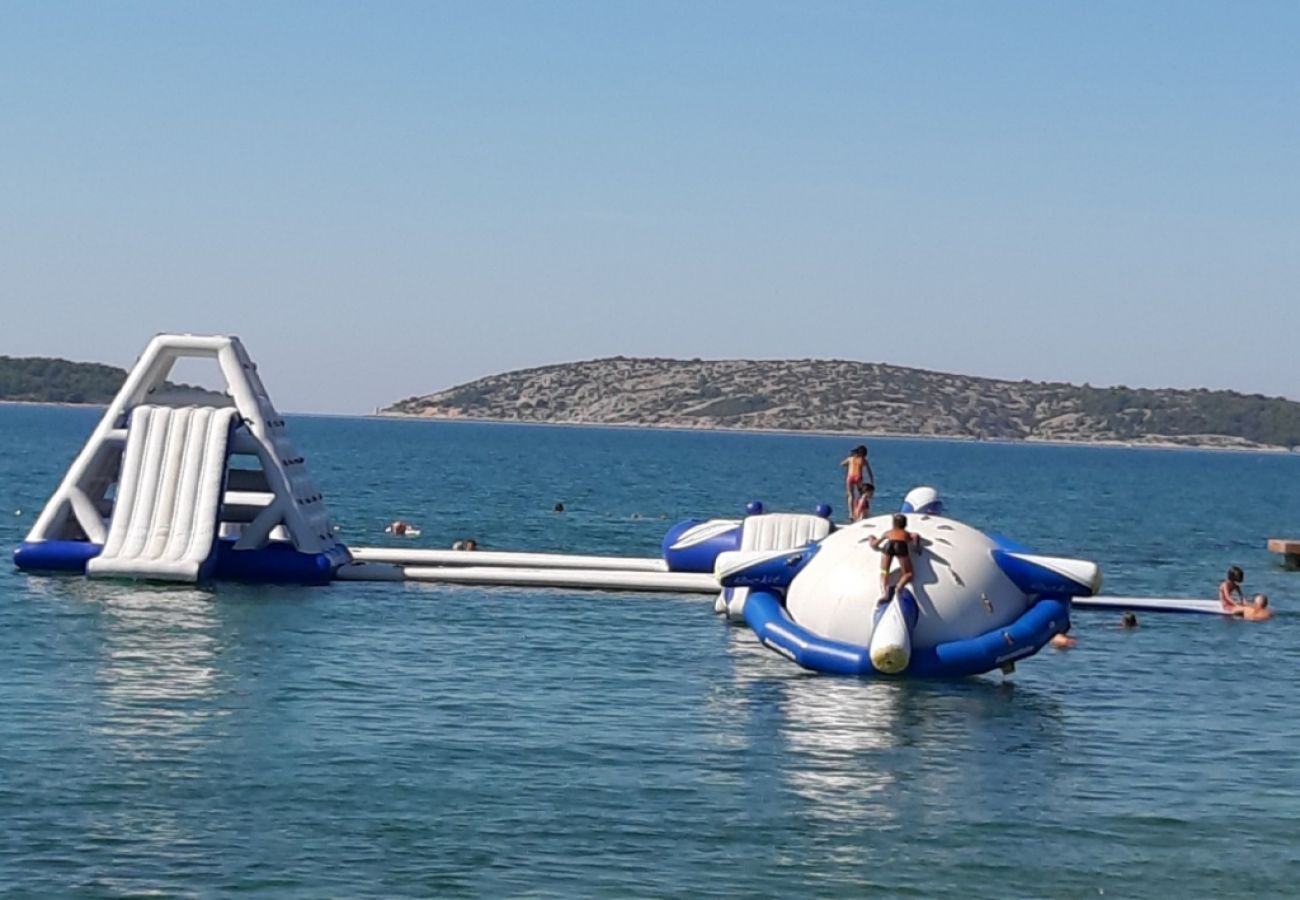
12 334 1233 679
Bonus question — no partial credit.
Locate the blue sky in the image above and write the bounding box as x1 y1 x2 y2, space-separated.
2 2 1296 413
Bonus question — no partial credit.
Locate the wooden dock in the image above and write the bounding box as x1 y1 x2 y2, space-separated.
1267 538 1300 570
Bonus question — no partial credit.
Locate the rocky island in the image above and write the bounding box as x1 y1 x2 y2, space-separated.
382 357 1300 451
0 355 223 405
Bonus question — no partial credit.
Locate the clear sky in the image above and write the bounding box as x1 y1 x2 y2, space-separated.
1 2 1296 413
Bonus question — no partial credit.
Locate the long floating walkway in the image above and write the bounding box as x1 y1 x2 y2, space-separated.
1074 596 1224 616
349 546 668 572
402 566 716 593
340 546 713 593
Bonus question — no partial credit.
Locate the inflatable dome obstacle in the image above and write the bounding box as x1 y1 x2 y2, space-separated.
721 511 1099 677
14 334 351 584
696 489 1101 677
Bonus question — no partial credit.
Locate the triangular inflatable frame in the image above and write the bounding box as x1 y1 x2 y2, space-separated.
16 334 349 584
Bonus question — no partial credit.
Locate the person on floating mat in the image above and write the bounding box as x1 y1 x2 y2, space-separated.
868 513 923 605
1218 565 1248 614
840 444 875 517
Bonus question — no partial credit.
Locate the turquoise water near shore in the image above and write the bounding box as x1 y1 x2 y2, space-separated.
3 405 1299 897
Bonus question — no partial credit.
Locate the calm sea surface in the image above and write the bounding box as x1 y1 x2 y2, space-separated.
2 405 1298 898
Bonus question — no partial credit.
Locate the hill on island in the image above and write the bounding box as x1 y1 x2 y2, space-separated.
0 355 223 405
382 357 1300 450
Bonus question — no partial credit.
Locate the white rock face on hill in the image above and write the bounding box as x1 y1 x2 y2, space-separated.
382 357 1300 449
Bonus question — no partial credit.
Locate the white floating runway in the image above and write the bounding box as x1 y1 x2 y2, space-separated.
339 547 716 593
1074 596 1225 616
402 566 716 592
349 546 668 572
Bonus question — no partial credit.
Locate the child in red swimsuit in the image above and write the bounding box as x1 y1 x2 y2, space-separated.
1218 565 1246 613
840 444 875 516
851 483 875 522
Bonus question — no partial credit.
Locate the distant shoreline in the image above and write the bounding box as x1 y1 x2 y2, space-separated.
0 399 104 409
5 399 1291 455
372 411 1297 455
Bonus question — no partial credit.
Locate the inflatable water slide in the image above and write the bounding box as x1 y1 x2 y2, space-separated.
15 334 350 583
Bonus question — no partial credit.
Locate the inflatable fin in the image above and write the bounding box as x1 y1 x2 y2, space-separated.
901 486 943 515
667 519 741 551
713 591 729 614
869 589 920 674
726 586 750 621
715 546 817 589
992 551 1101 598
714 585 753 620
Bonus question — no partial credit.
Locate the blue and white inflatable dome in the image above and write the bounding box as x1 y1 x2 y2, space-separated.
729 506 1101 678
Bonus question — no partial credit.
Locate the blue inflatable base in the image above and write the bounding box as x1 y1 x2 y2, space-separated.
13 539 346 586
212 540 344 586
661 518 741 573
743 589 1070 678
13 540 104 573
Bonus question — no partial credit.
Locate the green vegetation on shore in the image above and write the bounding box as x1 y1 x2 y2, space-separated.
383 357 1300 450
0 356 221 405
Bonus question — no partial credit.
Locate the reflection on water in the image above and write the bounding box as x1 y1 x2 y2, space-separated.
13 578 228 889
22 577 226 749
719 621 1065 837
777 678 905 829
89 584 222 750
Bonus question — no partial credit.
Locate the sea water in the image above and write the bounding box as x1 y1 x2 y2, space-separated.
2 405 1298 898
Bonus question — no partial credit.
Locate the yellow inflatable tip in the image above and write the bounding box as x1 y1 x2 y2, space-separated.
871 645 909 675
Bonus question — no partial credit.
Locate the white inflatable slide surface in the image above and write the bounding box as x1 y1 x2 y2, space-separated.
87 405 239 583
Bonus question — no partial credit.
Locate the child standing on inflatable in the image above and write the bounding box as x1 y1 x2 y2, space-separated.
851 483 875 522
840 444 875 517
868 513 922 604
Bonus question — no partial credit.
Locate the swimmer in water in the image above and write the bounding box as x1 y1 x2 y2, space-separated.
840 444 875 517
1050 626 1077 649
1121 611 1139 629
867 513 922 604
1238 594 1273 622
1218 565 1248 614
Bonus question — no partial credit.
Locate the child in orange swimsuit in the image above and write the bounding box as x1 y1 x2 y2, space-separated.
840 444 875 515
